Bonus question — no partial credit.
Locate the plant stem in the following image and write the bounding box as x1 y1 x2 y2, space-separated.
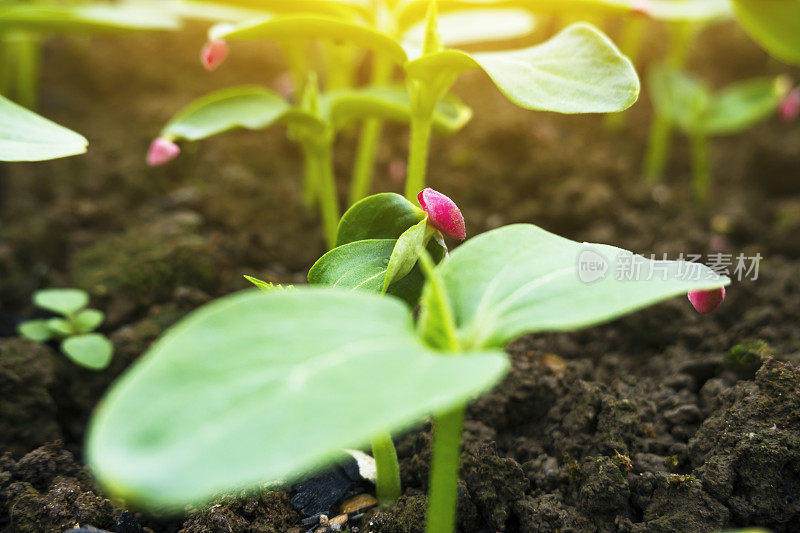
348 54 392 205
425 405 465 533
301 144 319 209
605 19 645 131
405 110 433 202
643 111 672 182
690 131 710 206
311 143 340 249
371 431 402 505
0 32 40 108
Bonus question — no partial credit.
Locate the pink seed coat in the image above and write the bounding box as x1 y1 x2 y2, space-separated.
146 138 180 166
779 87 800 123
201 39 229 71
688 287 726 314
418 188 466 241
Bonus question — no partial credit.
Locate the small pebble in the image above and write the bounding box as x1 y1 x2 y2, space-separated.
328 514 348 531
340 493 378 515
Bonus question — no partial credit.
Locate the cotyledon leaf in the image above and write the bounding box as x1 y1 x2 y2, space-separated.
731 0 800 65
0 4 180 33
86 288 507 511
422 224 730 350
160 86 323 141
0 94 87 161
184 0 371 20
212 14 408 65
335 193 425 247
405 23 640 114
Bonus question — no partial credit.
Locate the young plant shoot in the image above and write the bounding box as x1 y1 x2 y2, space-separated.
148 79 470 248
648 66 787 204
85 192 728 532
0 1 179 108
18 288 113 370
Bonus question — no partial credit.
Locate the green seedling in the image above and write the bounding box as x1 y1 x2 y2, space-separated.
648 65 787 204
192 2 639 204
18 288 113 370
0 1 179 108
148 80 471 248
85 192 728 532
0 92 87 161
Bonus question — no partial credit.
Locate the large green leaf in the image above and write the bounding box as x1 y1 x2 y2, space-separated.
732 0 800 65
0 94 87 161
86 289 507 510
421 224 730 350
160 86 322 141
212 14 407 65
405 23 640 114
325 86 473 135
0 4 180 33
704 77 782 135
335 193 425 247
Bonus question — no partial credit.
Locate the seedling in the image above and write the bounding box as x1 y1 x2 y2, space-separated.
648 66 787 204
148 79 471 247
0 92 87 161
18 288 113 370
85 192 728 532
0 1 179 108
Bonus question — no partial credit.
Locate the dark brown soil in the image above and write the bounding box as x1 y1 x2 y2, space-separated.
1 17 800 533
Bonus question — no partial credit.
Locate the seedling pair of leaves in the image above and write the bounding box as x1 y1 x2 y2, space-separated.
308 192 446 306
157 81 471 247
86 209 728 531
648 65 786 203
18 288 113 370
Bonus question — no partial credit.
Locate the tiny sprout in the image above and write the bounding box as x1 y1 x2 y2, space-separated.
146 137 180 166
417 188 465 241
688 287 726 314
201 39 229 72
779 87 800 123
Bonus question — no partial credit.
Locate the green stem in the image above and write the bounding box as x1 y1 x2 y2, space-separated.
311 143 340 249
282 41 308 101
348 54 392 205
643 111 673 182
0 32 40 108
301 144 319 209
371 431 402 505
425 405 465 533
405 110 433 202
690 131 710 206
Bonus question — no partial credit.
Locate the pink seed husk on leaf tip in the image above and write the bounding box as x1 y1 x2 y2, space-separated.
418 188 466 241
779 87 800 123
146 138 180 166
201 39 228 71
688 287 726 314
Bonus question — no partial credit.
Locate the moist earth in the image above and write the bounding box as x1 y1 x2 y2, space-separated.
1 19 799 533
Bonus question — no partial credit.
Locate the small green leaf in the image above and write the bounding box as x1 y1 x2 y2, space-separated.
405 23 640 114
62 334 113 370
33 288 89 316
47 318 74 337
382 219 431 293
243 275 289 291
648 65 710 133
214 14 407 65
422 224 730 350
17 319 53 343
185 0 370 20
402 8 537 47
704 78 782 135
0 4 180 33
0 94 87 161
161 86 317 141
336 193 425 247
325 86 472 135
73 309 105 334
732 0 800 65
86 289 507 511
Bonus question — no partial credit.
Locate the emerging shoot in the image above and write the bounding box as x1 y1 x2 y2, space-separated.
688 287 726 314
146 137 181 166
